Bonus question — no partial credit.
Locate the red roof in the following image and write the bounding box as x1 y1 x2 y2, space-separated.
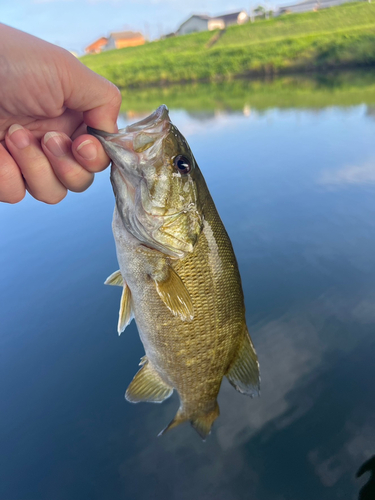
85 37 108 53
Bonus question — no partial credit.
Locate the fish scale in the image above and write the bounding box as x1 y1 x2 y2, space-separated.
88 105 260 439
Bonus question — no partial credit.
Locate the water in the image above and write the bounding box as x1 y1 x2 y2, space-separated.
1 74 375 500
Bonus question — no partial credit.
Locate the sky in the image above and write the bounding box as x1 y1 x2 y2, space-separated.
1 0 286 54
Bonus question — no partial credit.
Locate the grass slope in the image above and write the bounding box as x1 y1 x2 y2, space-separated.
81 2 375 88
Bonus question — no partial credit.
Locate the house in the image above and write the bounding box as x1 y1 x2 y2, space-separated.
104 31 145 50
177 14 211 35
276 0 355 15
84 37 108 54
219 11 249 27
177 11 249 35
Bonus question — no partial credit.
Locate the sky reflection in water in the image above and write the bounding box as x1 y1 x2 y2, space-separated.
1 86 375 500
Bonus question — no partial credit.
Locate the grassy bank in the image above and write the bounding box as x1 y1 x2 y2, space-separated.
81 2 375 88
117 70 375 114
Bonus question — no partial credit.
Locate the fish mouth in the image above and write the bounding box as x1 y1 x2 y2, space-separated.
87 105 170 173
123 104 169 132
87 104 169 141
87 126 108 138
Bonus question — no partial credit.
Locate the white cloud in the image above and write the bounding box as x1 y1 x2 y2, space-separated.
318 160 375 187
308 423 375 487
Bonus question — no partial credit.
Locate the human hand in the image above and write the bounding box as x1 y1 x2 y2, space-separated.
0 23 122 204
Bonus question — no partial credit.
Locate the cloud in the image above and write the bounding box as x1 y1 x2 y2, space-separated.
215 313 325 450
308 423 375 487
318 160 375 187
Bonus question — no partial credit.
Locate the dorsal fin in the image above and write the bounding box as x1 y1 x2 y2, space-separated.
226 328 260 397
125 359 173 403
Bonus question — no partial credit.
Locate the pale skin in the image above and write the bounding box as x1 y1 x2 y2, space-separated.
0 23 122 204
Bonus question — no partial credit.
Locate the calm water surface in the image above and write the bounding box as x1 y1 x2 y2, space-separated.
1 76 375 500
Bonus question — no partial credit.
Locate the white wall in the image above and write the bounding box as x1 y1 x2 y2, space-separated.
103 37 116 51
178 17 209 35
208 19 225 30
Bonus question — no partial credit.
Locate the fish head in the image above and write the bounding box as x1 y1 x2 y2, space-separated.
88 105 203 259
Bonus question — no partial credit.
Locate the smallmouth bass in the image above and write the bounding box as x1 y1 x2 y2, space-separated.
88 106 260 439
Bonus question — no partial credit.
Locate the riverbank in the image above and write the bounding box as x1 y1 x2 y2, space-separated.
81 2 375 88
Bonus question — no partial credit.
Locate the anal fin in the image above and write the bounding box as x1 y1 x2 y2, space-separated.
125 360 173 403
226 328 260 397
155 267 194 322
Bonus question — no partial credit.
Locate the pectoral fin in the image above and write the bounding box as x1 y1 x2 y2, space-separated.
125 359 173 403
105 270 123 286
226 328 260 397
155 267 194 322
118 284 133 335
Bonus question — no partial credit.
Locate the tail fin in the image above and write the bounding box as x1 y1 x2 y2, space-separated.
158 403 220 441
191 403 220 440
158 409 188 437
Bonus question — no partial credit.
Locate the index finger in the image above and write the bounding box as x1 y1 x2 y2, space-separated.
61 54 122 133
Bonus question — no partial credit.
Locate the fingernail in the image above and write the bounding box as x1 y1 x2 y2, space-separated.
44 132 70 157
8 124 30 149
76 140 97 161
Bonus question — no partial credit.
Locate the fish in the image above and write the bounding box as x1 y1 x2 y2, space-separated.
88 105 260 439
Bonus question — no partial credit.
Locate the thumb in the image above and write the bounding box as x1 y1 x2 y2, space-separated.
62 55 122 133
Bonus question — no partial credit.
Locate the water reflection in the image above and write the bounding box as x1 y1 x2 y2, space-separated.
1 72 375 500
318 160 375 187
119 70 375 116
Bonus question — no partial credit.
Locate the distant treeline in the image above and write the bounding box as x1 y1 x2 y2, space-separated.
81 3 375 88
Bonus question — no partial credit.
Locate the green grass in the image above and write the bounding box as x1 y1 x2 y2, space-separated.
81 2 375 88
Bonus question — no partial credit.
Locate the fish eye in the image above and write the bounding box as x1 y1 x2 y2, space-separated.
173 155 191 174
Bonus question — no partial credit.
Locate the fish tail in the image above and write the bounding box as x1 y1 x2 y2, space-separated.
158 402 220 441
158 409 188 437
191 402 220 440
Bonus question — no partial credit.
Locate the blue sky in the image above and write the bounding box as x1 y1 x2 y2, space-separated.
1 0 287 54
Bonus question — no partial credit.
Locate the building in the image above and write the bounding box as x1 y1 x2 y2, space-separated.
177 11 249 35
276 0 356 15
84 37 108 55
177 14 210 35
104 31 145 50
219 11 250 27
